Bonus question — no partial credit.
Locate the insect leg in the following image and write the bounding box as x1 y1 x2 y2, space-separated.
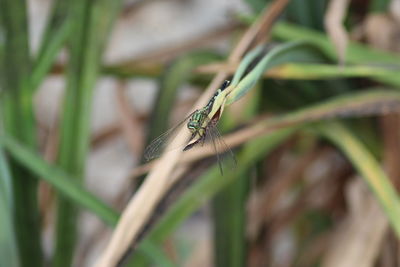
184 131 203 151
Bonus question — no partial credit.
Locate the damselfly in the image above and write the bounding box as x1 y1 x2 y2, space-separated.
144 80 236 174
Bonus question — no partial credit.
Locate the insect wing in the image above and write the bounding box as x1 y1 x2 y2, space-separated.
206 124 223 175
143 111 195 161
205 122 237 175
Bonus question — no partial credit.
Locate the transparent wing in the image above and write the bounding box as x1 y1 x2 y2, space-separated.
206 123 223 175
205 121 237 175
143 111 195 161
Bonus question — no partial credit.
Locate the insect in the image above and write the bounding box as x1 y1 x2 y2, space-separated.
144 80 235 174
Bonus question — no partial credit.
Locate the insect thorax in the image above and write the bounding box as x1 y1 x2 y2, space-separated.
187 109 208 130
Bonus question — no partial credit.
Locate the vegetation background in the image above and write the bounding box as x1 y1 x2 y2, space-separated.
1 0 400 266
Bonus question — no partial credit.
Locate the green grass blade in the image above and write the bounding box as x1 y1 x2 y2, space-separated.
1 134 119 226
267 63 400 80
0 147 19 267
272 22 400 86
30 0 74 91
0 16 4 92
230 45 264 87
54 0 122 265
0 0 42 265
1 134 177 267
264 89 400 126
315 121 400 237
101 61 400 81
273 22 400 64
0 145 12 206
212 173 248 267
227 41 324 105
136 242 177 267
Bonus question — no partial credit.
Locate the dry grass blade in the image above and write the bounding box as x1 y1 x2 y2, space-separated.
324 0 350 65
230 0 291 60
95 1 291 266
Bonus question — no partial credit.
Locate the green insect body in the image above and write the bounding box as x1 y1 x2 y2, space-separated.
184 80 231 150
144 80 234 170
184 107 209 151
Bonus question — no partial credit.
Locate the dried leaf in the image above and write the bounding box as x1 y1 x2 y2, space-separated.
324 0 350 65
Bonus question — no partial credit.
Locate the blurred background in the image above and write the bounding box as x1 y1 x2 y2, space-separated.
2 0 400 266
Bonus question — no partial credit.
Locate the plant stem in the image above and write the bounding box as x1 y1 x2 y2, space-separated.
53 0 122 266
0 0 42 266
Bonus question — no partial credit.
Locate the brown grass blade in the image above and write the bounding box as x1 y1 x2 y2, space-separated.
324 0 350 65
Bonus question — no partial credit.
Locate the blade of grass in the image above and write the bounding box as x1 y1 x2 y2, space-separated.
1 134 119 225
324 0 349 66
226 41 326 105
212 171 248 267
103 60 400 81
315 121 400 237
272 22 400 63
0 15 4 92
54 0 122 266
230 45 265 87
264 62 399 79
30 0 74 91
0 147 19 267
271 21 400 86
0 0 42 265
137 243 177 267
204 41 327 126
0 144 12 207
0 133 177 266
